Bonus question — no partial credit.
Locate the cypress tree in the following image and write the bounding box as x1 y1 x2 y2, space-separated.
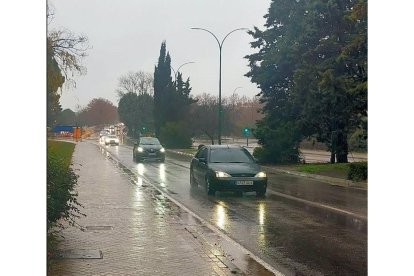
153 41 173 136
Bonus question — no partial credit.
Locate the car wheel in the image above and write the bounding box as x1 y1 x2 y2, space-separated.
190 170 197 187
206 178 215 196
256 188 266 197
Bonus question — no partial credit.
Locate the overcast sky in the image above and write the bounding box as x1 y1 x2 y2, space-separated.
48 0 271 111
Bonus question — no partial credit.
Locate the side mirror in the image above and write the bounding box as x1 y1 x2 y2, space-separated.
133 142 138 146
198 157 207 163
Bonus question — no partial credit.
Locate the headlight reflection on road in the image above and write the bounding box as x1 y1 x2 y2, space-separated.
136 176 143 186
257 202 267 248
258 202 266 226
137 163 144 176
214 203 228 230
135 181 143 201
159 164 166 182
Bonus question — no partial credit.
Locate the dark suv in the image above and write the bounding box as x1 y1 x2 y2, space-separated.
133 137 165 163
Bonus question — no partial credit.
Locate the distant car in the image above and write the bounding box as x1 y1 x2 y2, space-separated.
133 137 165 163
190 145 267 196
100 130 109 137
104 135 119 145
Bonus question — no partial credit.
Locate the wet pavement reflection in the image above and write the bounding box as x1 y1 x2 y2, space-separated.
100 143 367 275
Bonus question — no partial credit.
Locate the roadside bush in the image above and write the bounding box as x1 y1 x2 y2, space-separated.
253 122 301 164
159 121 192 149
253 145 300 164
47 153 83 230
347 162 368 181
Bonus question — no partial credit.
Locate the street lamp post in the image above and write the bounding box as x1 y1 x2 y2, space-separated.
191 27 248 145
231 86 242 142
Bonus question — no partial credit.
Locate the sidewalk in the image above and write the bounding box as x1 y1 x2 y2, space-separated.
48 142 240 276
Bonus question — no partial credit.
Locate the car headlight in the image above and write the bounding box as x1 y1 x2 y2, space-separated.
160 147 165 153
215 171 231 178
255 172 267 178
137 147 144 152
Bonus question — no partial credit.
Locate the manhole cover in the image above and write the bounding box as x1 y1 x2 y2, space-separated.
52 249 103 259
85 226 113 231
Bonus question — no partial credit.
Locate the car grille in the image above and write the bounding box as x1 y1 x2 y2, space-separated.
230 173 256 177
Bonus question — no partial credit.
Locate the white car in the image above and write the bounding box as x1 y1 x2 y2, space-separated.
100 130 110 137
104 135 119 145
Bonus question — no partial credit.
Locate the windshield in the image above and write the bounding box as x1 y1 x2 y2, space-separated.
209 148 254 163
140 137 160 145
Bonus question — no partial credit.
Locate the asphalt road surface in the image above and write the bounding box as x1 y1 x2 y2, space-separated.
97 141 367 275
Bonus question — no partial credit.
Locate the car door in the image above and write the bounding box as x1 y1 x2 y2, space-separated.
195 147 209 185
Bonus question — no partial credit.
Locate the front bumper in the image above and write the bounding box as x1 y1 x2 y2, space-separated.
210 177 267 192
135 151 165 161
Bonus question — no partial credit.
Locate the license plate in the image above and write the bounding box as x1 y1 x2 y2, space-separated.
148 153 156 156
236 180 253 185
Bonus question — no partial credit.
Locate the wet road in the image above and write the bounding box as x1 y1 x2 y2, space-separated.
98 142 367 275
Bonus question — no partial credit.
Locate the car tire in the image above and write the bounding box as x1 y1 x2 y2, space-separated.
256 188 266 197
206 178 215 196
190 170 197 187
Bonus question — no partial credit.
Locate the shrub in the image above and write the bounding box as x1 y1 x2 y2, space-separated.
253 119 302 164
159 121 192 148
347 162 368 181
47 153 83 230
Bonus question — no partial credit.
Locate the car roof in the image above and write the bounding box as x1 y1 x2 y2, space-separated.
203 145 244 149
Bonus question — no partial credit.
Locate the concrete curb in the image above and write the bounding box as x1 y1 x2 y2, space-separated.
262 166 367 190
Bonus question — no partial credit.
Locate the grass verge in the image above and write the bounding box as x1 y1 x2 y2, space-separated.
47 140 75 168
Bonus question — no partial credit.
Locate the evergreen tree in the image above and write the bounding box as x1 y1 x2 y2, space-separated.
153 41 173 136
153 41 196 147
118 92 154 138
246 0 367 163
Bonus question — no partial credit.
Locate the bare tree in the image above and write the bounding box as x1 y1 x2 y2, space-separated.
189 93 218 144
115 71 154 100
47 2 90 89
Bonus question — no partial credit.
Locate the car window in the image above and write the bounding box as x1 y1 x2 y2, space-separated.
140 137 160 145
209 148 254 163
196 147 207 159
195 146 205 158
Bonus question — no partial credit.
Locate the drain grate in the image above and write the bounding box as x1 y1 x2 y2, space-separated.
85 225 113 231
52 249 103 259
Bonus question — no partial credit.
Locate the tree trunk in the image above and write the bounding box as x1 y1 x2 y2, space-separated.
330 131 336 164
330 152 336 164
336 131 349 163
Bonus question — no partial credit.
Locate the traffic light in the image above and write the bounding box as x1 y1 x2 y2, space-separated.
243 127 251 137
